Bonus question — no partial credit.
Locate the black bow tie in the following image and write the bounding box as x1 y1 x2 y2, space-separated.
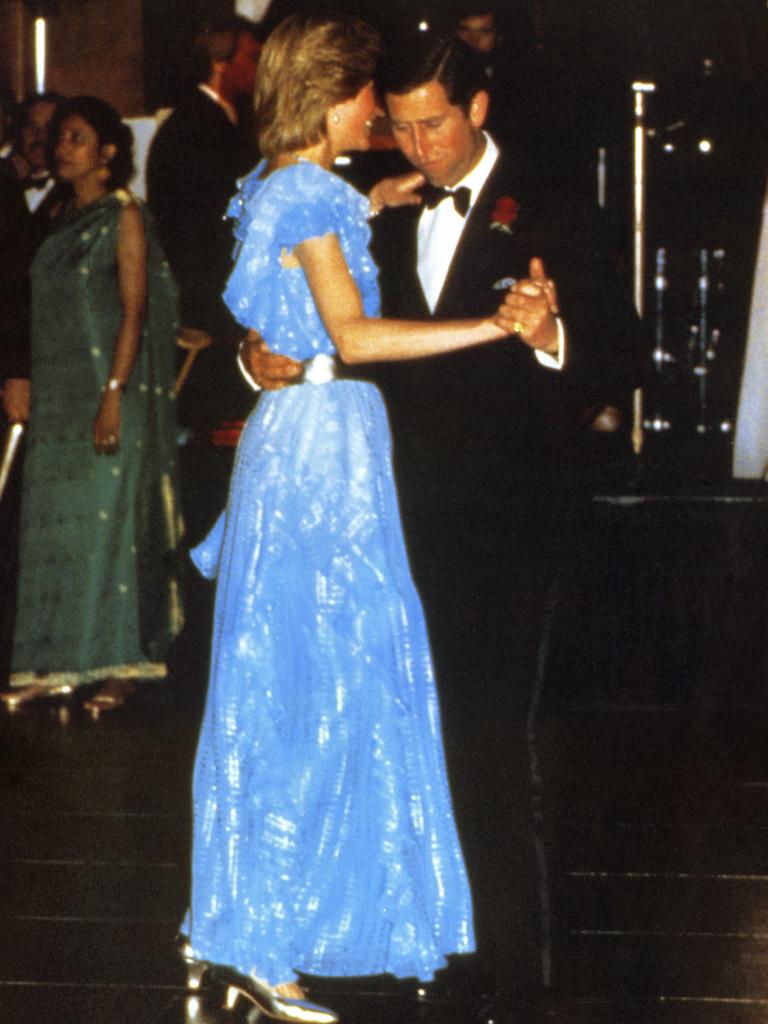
23 174 50 191
421 183 471 217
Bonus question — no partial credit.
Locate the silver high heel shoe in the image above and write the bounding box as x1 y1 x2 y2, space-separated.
176 936 337 1024
210 964 338 1024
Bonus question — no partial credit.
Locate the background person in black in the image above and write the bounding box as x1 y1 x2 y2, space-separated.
448 0 597 197
0 90 68 679
1 91 68 427
146 15 261 444
0 80 17 170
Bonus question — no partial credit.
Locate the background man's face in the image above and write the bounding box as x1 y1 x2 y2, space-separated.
386 80 487 188
220 31 261 101
21 100 57 172
457 13 498 54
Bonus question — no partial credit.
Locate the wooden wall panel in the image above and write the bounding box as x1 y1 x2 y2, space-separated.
0 0 145 114
0 2 28 99
46 0 144 114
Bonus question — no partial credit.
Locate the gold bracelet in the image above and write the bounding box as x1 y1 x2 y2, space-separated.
104 378 125 392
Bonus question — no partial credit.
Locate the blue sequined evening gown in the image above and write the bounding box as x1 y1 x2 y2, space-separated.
187 160 474 985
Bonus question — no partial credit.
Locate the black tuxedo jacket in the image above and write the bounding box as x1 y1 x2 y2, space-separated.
147 89 257 338
369 152 644 512
0 175 67 383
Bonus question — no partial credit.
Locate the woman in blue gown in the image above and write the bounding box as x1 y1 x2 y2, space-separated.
185 12 512 1022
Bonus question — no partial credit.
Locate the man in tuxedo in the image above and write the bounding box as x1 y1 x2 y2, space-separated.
368 32 641 684
371 38 642 1019
1 91 66 425
1 90 66 675
244 32 643 1022
146 15 261 435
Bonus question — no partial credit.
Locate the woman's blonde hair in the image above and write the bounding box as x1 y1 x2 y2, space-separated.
255 12 380 159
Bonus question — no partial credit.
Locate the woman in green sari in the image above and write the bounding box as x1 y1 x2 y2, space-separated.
2 96 183 715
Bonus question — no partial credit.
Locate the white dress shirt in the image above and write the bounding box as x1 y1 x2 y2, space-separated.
198 83 237 125
24 174 55 214
417 134 500 313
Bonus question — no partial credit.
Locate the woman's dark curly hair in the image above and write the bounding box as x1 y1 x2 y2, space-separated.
52 95 135 190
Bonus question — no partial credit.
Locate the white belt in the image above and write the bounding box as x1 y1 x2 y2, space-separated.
297 353 340 385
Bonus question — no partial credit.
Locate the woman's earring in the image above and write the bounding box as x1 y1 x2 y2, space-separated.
332 111 340 124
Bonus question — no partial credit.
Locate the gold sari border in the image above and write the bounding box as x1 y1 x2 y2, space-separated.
9 661 168 690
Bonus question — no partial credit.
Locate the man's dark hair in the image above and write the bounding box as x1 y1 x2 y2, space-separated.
189 16 237 85
453 0 498 19
17 90 65 123
14 90 65 146
189 14 261 85
376 32 487 111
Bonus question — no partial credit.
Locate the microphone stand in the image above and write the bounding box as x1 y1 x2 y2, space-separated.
644 247 673 433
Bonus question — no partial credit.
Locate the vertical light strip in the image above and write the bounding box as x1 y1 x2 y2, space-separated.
35 17 47 94
630 81 655 455
631 82 655 318
596 147 607 209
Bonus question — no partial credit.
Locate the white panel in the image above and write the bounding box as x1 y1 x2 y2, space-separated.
733 183 768 478
235 0 272 23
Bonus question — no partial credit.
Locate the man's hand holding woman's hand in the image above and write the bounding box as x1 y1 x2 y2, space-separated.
495 257 561 355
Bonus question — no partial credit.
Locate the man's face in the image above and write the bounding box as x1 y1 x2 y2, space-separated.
220 31 261 102
457 13 498 54
21 99 57 172
386 80 488 188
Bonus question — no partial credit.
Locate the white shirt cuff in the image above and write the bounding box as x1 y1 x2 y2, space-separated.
534 317 566 371
237 342 262 392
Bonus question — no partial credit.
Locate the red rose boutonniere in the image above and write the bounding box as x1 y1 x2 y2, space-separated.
490 196 520 234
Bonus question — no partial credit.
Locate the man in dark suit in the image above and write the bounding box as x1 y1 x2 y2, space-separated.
243 32 643 1022
1 90 67 425
1 90 67 676
146 15 261 434
369 33 640 668
368 38 642 1020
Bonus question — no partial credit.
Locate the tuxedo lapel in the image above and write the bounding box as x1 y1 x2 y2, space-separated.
433 155 528 319
397 206 431 317
374 204 430 318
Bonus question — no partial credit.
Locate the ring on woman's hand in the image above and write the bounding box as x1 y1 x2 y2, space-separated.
512 321 524 335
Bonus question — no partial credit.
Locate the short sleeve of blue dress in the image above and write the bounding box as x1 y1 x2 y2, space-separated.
222 160 380 360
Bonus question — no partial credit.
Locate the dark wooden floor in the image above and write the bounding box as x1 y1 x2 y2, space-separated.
2 447 768 1024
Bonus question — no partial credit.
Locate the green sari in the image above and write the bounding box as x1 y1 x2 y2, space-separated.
11 191 183 688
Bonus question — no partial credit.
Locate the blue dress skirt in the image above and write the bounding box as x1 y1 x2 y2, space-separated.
186 160 474 984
